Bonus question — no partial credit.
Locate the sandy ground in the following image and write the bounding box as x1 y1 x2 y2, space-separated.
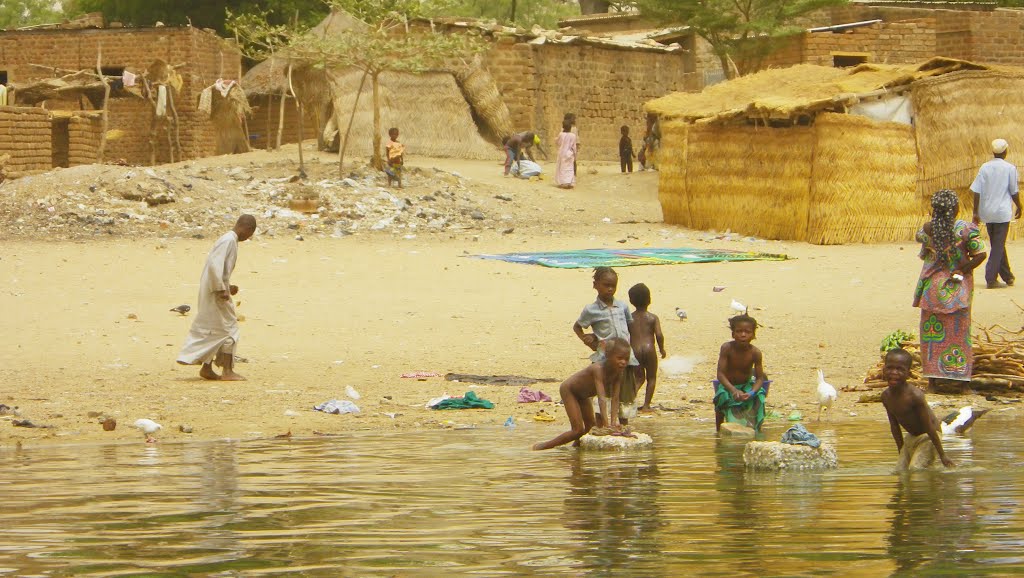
2 149 1022 447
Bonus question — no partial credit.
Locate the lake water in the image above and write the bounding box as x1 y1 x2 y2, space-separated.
3 415 1024 577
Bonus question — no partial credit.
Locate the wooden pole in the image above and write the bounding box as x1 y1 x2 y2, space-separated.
167 88 181 162
275 61 290 151
287 60 305 178
338 68 369 177
96 46 111 163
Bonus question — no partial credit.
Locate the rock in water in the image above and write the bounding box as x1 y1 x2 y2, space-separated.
744 441 838 471
720 422 756 438
579 432 653 450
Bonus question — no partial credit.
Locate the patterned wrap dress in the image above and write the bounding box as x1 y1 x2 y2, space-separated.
913 220 985 381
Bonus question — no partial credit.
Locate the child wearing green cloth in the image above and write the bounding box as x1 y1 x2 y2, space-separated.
713 314 770 432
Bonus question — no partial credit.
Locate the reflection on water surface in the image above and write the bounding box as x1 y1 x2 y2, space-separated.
2 417 1023 576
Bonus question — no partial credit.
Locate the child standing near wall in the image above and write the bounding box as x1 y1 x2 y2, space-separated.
619 125 634 174
384 127 405 189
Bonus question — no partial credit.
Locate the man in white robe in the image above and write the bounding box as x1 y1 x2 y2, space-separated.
177 214 256 380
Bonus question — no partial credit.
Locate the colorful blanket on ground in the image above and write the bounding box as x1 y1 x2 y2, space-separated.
713 378 771 431
470 247 789 269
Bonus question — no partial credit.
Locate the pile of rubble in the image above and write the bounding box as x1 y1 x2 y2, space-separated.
0 157 516 240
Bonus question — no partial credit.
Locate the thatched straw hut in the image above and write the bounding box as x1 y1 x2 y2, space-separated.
646 57 1024 244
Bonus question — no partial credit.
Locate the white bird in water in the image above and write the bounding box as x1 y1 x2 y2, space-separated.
675 307 687 320
133 418 162 443
816 369 837 422
730 299 748 315
940 406 990 436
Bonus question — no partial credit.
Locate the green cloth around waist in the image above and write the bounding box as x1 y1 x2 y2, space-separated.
713 377 770 431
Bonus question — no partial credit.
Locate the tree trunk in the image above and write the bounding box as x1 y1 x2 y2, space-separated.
95 48 110 164
338 68 369 177
370 70 382 171
287 62 305 178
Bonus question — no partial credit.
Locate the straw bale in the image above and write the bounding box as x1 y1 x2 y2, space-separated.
807 113 922 244
326 69 494 160
684 124 813 240
911 69 1024 239
657 120 690 227
454 63 514 141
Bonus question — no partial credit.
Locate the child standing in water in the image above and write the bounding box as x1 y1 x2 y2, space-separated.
627 283 666 412
573 267 642 426
384 127 405 188
532 338 631 450
880 348 954 469
714 314 770 432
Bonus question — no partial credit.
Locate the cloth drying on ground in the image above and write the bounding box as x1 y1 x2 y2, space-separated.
445 373 558 386
780 423 821 448
471 247 790 269
402 371 441 379
313 399 361 414
517 387 552 403
431 391 494 410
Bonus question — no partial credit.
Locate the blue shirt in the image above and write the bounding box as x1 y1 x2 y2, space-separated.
576 298 639 365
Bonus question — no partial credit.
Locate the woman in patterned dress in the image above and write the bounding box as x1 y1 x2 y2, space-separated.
913 189 988 387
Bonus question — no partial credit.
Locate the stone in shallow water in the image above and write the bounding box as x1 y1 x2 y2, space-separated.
720 422 756 438
579 432 653 450
743 441 838 471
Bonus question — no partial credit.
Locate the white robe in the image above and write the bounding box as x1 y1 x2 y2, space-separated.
177 231 241 365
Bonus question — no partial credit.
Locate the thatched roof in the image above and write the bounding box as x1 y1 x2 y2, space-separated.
645 57 1020 125
11 70 144 106
241 7 368 96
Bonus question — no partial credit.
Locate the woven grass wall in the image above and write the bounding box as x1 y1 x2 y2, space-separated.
685 124 814 241
807 113 922 244
912 70 1024 239
658 120 689 227
327 69 495 160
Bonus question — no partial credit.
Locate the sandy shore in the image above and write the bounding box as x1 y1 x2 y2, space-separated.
2 154 1021 446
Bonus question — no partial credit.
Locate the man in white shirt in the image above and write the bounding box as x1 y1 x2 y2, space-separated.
971 138 1022 289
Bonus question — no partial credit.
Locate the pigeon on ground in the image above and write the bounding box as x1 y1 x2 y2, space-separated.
730 299 748 315
133 418 162 443
170 304 191 315
675 307 688 320
816 369 838 421
941 407 990 436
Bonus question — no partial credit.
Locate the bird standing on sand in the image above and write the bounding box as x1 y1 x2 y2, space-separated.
133 418 162 443
675 307 687 320
941 406 990 436
816 369 838 421
730 299 748 315
170 304 191 315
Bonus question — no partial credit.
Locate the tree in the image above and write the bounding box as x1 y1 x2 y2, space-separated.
433 0 580 29
636 0 846 78
0 0 63 28
229 0 485 173
64 0 329 34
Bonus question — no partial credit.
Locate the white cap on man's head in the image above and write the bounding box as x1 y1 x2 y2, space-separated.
993 138 1009 154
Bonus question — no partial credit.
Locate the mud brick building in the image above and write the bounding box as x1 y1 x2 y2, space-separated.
0 23 241 169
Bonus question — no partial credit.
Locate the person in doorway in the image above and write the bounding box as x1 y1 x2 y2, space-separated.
915 189 986 386
177 215 257 381
971 138 1021 288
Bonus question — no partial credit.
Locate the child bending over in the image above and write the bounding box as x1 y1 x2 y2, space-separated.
533 338 631 450
628 283 665 412
880 348 954 469
574 267 643 426
384 127 405 188
714 314 770 432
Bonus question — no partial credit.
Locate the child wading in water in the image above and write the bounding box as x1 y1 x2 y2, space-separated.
880 348 955 469
532 338 631 450
714 314 770 432
573 267 643 426
628 283 665 412
384 127 405 188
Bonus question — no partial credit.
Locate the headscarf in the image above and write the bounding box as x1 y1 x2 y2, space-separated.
930 189 959 270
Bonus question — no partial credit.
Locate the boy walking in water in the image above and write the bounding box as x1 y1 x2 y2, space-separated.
628 283 665 412
880 348 955 469
533 338 631 450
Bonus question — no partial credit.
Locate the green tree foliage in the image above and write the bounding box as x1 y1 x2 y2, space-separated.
636 0 847 77
433 0 580 29
65 0 329 33
0 0 64 28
